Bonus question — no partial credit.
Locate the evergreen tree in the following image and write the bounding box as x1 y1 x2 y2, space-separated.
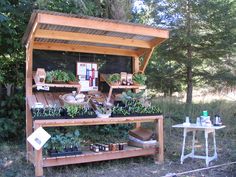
137 0 236 103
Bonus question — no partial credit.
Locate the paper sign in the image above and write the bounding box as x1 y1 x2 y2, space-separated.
27 127 51 150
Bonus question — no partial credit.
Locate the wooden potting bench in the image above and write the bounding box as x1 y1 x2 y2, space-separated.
22 10 169 177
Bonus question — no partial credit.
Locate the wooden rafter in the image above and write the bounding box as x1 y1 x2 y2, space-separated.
33 42 139 57
37 13 169 38
35 29 152 49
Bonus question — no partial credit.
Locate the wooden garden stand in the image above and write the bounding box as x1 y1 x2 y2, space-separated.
22 10 169 177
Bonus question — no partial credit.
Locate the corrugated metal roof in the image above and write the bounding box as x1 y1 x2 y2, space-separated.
22 10 169 57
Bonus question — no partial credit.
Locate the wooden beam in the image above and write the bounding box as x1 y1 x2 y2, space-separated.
150 38 167 48
33 42 139 57
38 13 169 38
35 29 152 48
139 48 155 73
26 15 39 47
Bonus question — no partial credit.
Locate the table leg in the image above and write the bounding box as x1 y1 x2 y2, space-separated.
181 128 187 164
205 130 209 167
213 130 217 159
191 130 196 156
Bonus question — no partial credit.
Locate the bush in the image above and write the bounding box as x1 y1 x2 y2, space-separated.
0 92 25 141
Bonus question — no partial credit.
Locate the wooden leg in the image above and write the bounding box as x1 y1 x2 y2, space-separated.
26 102 33 161
34 124 44 177
135 122 141 128
156 116 164 163
107 88 113 103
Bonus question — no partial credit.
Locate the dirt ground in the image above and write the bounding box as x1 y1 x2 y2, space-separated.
1 125 236 177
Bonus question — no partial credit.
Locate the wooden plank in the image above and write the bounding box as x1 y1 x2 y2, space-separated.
150 38 167 48
27 95 38 108
35 29 152 48
34 124 44 177
38 13 169 38
33 42 139 57
25 42 33 159
52 92 63 107
35 92 48 106
139 48 155 73
34 116 162 127
157 116 164 163
44 92 55 106
43 147 156 167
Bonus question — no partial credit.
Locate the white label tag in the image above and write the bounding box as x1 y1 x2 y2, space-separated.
27 127 51 150
36 85 50 91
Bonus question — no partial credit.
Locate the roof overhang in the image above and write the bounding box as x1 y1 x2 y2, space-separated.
22 10 169 72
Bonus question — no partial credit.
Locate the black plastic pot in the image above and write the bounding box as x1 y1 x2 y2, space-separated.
47 147 82 157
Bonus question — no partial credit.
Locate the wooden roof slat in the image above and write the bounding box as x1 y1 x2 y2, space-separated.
33 42 139 57
34 29 152 48
37 13 169 38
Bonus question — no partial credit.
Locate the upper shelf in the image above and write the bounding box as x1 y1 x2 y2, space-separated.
100 74 146 89
32 73 81 90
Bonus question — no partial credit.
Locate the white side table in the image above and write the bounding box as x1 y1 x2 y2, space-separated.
172 124 225 167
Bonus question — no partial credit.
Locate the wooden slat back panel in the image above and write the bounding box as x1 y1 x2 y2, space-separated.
35 92 48 106
27 95 37 108
44 92 55 106
52 92 63 107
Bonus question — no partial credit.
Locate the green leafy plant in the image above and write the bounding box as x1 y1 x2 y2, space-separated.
133 73 147 85
108 73 121 84
112 104 130 116
65 104 81 118
31 106 62 119
46 70 70 83
68 72 77 82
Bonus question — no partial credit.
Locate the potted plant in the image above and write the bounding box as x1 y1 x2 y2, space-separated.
67 72 80 85
44 130 82 157
108 73 121 86
133 73 147 85
65 104 80 118
31 106 62 120
111 104 130 117
46 70 70 83
95 105 111 118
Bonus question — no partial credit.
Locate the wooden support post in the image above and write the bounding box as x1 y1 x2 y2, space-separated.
34 123 43 177
26 42 33 160
156 116 164 163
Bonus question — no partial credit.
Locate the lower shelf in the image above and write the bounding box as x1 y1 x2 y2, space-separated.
43 146 157 167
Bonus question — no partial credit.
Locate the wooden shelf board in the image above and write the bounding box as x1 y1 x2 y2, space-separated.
34 116 162 127
33 73 81 89
100 74 146 89
43 146 157 167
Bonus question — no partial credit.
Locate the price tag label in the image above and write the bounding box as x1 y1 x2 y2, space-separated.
27 127 51 150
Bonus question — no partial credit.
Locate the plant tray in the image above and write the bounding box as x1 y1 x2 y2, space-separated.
48 150 82 157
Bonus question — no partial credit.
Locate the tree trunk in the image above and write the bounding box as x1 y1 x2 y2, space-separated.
186 0 193 104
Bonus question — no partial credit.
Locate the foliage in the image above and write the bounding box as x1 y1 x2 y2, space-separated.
121 90 145 102
44 129 81 153
0 92 25 140
67 72 77 82
108 73 121 84
136 0 236 102
46 70 70 83
31 106 62 119
132 73 147 85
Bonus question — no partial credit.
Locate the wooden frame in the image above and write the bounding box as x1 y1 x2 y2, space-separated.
23 10 168 177
33 116 163 176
